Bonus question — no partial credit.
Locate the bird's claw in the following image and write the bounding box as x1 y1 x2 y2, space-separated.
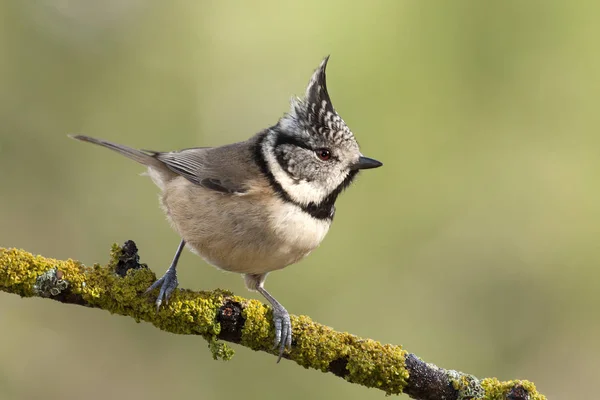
144 267 178 312
272 306 292 362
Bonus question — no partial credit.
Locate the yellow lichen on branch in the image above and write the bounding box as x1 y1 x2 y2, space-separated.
0 245 547 399
0 245 232 357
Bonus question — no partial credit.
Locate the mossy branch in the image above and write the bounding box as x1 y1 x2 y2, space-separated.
0 241 546 399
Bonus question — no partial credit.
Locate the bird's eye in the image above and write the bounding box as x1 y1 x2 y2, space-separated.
316 148 332 161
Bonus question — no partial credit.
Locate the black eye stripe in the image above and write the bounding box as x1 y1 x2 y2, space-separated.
274 134 313 151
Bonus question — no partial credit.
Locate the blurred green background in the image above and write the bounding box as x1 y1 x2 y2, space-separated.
1 1 598 399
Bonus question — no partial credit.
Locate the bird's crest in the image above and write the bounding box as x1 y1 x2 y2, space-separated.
280 56 354 143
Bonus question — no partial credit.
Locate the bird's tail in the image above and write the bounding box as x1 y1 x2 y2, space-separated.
68 134 161 167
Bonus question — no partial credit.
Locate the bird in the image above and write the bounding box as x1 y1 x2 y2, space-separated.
69 56 382 362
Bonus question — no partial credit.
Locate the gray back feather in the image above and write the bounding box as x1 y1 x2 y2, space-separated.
152 140 260 194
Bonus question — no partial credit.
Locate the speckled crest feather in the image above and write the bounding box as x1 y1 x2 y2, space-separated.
282 56 355 145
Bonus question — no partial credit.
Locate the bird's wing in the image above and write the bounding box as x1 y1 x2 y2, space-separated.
150 144 256 194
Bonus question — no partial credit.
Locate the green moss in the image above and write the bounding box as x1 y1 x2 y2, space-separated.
0 246 234 360
0 247 86 297
345 340 408 395
241 308 409 395
481 378 547 400
449 371 547 400
240 298 273 350
108 242 122 270
208 336 235 361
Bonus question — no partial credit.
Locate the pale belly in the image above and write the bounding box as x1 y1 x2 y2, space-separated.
161 179 331 275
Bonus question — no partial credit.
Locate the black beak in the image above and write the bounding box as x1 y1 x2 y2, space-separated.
351 156 383 171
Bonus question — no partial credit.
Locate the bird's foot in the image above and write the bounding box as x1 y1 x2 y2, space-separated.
144 267 178 312
272 305 292 362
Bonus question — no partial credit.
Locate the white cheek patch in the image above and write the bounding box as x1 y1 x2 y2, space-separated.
265 147 329 205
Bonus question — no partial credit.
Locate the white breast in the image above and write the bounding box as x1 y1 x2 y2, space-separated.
162 177 331 276
193 201 330 275
267 201 331 259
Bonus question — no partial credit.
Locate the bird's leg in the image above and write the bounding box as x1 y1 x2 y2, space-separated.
145 239 185 311
256 285 292 363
